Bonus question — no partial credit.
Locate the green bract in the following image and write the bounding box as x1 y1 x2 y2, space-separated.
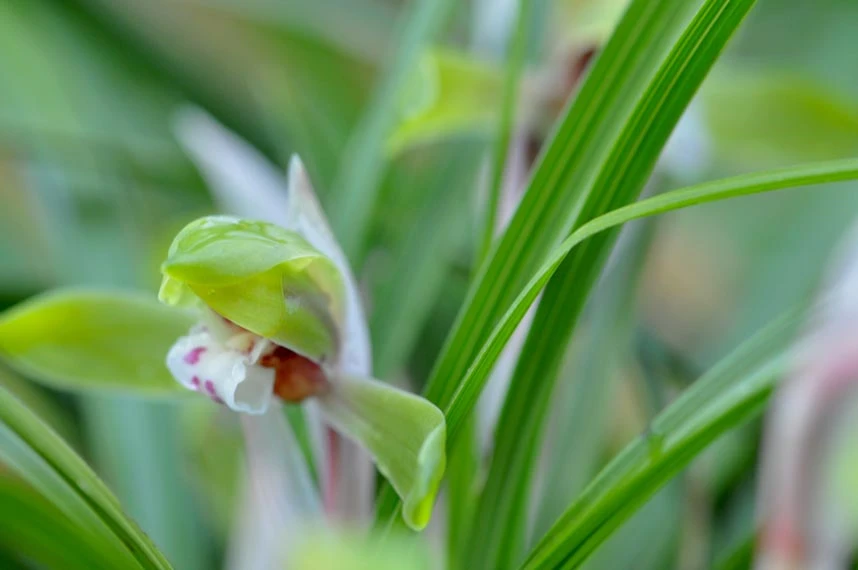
159 216 346 362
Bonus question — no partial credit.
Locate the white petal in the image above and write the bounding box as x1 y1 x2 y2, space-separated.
174 107 291 227
286 156 371 377
165 328 275 415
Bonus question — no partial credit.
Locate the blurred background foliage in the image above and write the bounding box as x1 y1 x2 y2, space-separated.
1 0 858 568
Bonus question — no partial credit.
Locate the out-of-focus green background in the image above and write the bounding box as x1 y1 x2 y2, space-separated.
1 0 857 568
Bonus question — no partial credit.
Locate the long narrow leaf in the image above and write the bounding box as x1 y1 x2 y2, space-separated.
519 309 802 568
0 473 127 569
376 158 858 525
467 0 758 563
376 0 702 525
443 160 858 437
0 387 173 570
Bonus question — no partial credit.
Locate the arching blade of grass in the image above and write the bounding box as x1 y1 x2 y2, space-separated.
466 0 758 564
0 472 130 569
443 160 858 438
518 309 803 569
376 0 703 525
0 387 173 570
377 165 858 526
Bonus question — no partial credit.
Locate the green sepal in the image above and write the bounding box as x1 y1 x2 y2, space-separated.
0 288 193 396
318 375 446 530
160 216 345 362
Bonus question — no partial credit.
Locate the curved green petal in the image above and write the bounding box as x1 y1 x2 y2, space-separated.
318 375 446 530
160 216 345 362
0 288 193 396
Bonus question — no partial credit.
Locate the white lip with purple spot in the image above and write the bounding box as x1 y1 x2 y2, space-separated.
166 327 276 415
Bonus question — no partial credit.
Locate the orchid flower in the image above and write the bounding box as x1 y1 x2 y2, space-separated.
157 183 445 531
0 142 446 536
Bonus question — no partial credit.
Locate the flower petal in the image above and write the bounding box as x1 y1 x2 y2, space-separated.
160 216 345 363
285 157 372 377
166 330 275 415
317 375 446 530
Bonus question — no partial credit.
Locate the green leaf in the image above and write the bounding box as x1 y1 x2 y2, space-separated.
468 0 759 562
329 0 457 259
519 310 802 569
160 215 345 362
553 0 631 51
442 159 858 441
0 288 193 396
0 472 130 569
701 68 858 167
387 49 504 156
533 219 654 539
375 0 703 525
372 156 858 526
370 142 479 378
0 386 173 569
477 0 533 264
292 528 431 570
319 375 446 530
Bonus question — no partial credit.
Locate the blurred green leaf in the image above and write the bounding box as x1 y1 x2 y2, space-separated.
478 0 532 264
533 219 654 539
0 289 193 396
520 309 800 568
329 0 457 259
370 143 479 378
0 386 173 569
470 0 758 563
552 0 631 51
292 528 431 570
387 49 504 156
701 69 858 167
320 375 446 531
0 365 81 449
376 152 858 526
0 472 128 569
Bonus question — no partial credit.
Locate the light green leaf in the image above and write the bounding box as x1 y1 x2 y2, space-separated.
0 472 129 570
329 0 457 259
467 0 758 562
519 310 801 569
0 386 173 569
701 69 858 166
160 215 345 362
292 528 431 570
375 0 755 525
387 49 504 156
373 154 858 526
553 0 631 51
0 288 193 395
319 375 446 530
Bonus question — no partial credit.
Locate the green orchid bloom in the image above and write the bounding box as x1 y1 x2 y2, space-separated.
0 151 446 532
